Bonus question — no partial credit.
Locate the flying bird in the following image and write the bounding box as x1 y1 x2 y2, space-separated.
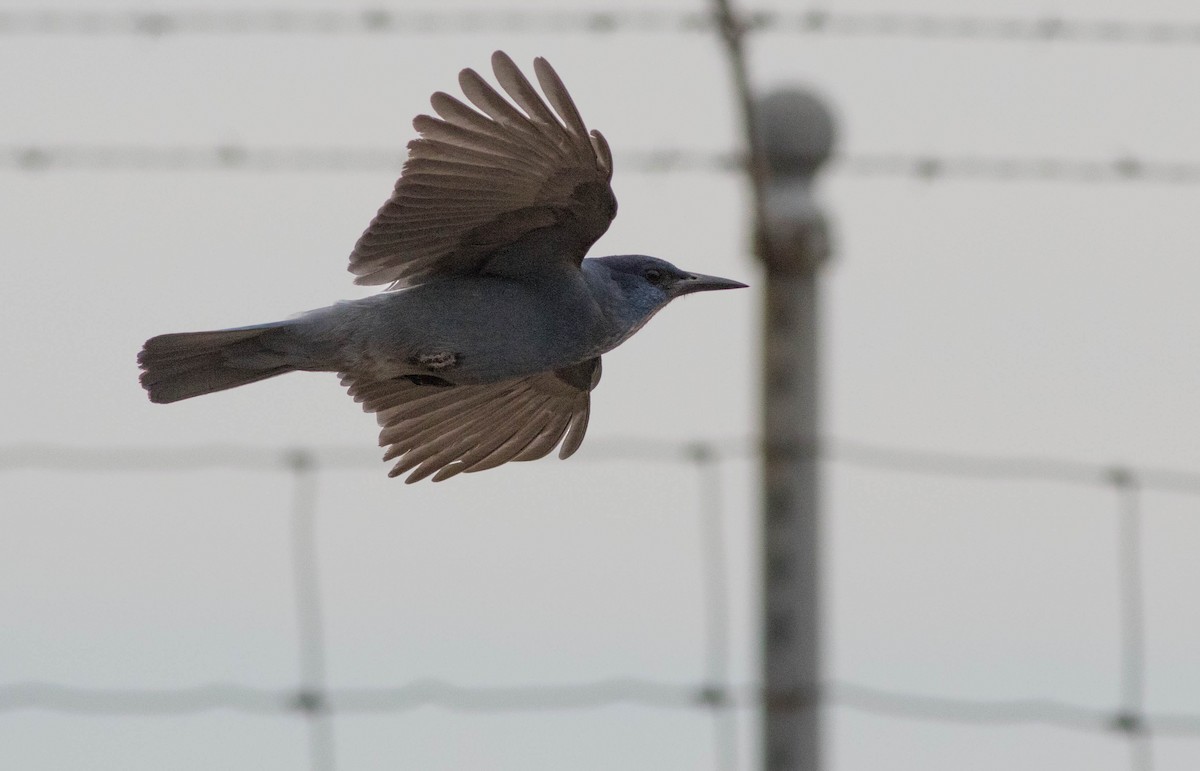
138 51 745 483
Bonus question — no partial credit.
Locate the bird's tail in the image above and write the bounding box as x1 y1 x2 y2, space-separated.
138 323 299 404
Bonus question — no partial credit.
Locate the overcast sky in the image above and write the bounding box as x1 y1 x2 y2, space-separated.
3 0 1200 769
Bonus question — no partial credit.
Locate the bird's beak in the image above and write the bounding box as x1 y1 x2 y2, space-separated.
673 272 749 297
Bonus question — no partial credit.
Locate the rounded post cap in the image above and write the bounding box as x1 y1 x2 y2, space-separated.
756 89 837 179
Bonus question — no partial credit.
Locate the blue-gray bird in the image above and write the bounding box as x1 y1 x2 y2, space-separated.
138 51 745 482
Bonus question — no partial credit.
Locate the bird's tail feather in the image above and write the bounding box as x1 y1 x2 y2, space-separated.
138 324 298 404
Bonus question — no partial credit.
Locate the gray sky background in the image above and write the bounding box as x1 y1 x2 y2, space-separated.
2 0 1199 769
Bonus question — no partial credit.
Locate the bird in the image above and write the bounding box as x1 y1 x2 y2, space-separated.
138 51 746 483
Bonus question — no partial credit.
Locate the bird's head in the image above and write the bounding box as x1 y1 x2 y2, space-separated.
595 255 747 320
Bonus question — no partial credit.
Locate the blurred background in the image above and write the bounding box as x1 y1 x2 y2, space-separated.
3 0 1199 769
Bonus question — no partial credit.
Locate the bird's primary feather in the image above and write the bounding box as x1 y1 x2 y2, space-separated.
348 51 616 289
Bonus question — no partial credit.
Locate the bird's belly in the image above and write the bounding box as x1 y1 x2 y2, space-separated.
342 280 603 384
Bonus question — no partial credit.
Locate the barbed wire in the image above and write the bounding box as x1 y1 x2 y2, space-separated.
6 678 1200 735
7 439 1200 496
5 438 1200 771
7 9 1198 771
0 679 698 714
3 9 1200 46
4 145 1200 184
829 683 1200 737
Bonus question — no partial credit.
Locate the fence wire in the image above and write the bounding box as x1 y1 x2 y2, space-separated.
5 4 1200 769
7 677 1200 731
3 9 1200 46
6 145 1200 185
4 439 1200 771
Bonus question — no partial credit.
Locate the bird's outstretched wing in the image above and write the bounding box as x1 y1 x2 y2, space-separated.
341 357 602 483
349 51 616 289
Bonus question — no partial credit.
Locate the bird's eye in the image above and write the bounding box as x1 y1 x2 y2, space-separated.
644 269 666 284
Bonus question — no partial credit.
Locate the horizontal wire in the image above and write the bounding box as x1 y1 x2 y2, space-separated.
829 683 1200 737
0 145 412 174
0 682 292 715
5 679 1200 735
1 9 1199 46
0 443 306 473
827 439 1111 487
333 678 699 712
828 439 1200 496
0 679 698 715
830 682 1113 733
4 440 1200 496
4 145 1200 184
0 439 702 473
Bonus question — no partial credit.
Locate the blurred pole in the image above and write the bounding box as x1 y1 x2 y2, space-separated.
756 91 836 771
709 4 835 767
